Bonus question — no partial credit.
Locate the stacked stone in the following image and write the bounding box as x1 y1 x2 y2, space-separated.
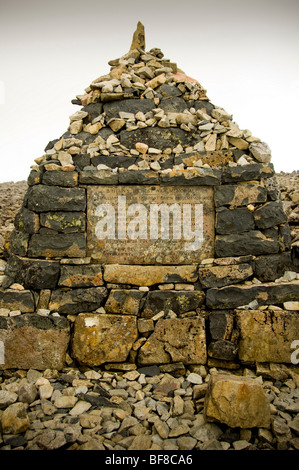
277 171 299 245
0 22 299 375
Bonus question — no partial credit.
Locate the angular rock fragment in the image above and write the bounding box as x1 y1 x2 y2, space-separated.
0 289 34 312
14 207 40 234
1 403 30 434
253 201 287 229
198 263 253 288
215 231 279 257
214 181 267 207
42 171 78 187
5 255 60 290
104 289 146 315
141 290 205 318
222 163 274 183
40 211 85 233
138 317 206 365
216 207 255 234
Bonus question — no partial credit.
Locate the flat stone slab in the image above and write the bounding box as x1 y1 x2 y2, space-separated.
28 233 86 258
58 265 104 288
0 289 35 313
5 255 60 290
103 264 198 286
27 185 86 212
71 313 138 366
49 287 107 314
215 231 279 257
0 314 70 370
160 168 221 186
206 281 299 309
87 185 215 264
236 309 299 363
40 212 86 233
198 263 253 289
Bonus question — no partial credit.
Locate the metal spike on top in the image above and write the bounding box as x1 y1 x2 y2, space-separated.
130 21 145 51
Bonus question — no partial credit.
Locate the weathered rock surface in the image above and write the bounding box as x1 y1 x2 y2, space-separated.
49 287 107 314
0 289 34 312
0 314 70 370
138 317 206 365
26 185 86 212
204 374 271 429
104 265 198 286
71 313 138 366
141 290 205 318
58 265 104 288
104 289 146 315
5 255 60 290
198 263 253 288
236 309 299 363
206 281 299 309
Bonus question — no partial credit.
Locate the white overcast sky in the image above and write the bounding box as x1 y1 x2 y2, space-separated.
0 0 298 182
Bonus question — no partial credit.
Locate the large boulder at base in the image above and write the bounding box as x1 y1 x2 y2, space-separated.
204 373 271 428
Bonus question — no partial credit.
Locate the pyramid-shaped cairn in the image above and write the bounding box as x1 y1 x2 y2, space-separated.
1 23 298 371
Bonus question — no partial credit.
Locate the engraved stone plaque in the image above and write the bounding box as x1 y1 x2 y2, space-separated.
87 185 214 264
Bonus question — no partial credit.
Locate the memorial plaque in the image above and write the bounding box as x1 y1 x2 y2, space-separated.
87 185 214 265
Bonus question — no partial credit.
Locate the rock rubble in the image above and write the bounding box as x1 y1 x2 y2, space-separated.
0 364 299 451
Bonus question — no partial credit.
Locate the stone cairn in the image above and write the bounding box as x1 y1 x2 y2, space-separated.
0 23 299 450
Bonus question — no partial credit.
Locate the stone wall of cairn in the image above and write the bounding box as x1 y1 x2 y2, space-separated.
0 25 298 374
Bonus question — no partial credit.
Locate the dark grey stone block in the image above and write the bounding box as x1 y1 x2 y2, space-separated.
27 185 86 212
40 212 85 233
42 171 78 187
206 281 299 309
254 201 287 229
141 290 205 319
216 207 255 234
49 287 108 314
28 233 86 258
5 255 60 290
221 163 274 183
103 98 154 121
215 231 279 257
